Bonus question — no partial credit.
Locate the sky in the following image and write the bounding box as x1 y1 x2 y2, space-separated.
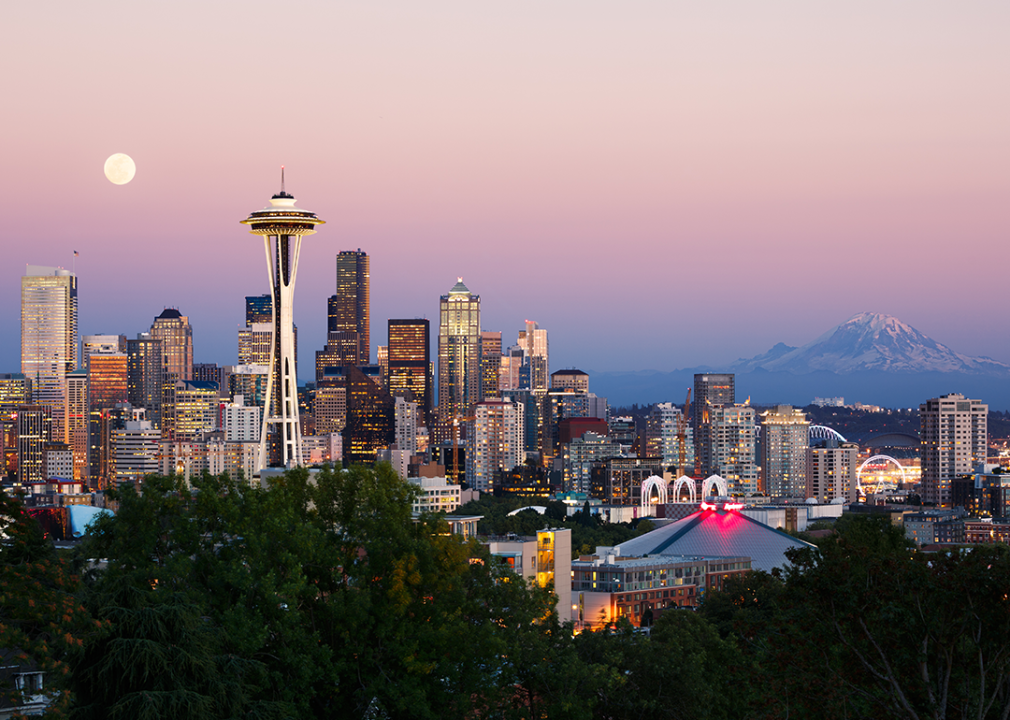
2 2 1008 380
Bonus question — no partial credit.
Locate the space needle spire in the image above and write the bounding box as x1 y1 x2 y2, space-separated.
241 172 325 470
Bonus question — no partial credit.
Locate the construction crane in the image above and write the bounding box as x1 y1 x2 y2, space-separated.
677 388 691 477
450 413 475 484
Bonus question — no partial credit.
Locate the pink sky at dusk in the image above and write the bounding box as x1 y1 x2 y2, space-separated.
2 2 1007 380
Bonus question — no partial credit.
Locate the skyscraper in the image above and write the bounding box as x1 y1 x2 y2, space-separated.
240 296 297 373
328 250 370 366
21 265 78 443
517 320 549 393
760 405 809 498
241 177 324 468
387 319 432 428
344 364 394 465
81 334 126 366
87 352 128 487
17 405 51 486
437 278 481 439
150 309 194 382
693 373 735 477
245 294 273 325
0 374 32 418
479 331 502 401
127 334 164 428
920 393 988 506
66 370 87 481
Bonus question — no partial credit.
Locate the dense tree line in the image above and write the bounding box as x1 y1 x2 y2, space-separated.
4 468 1010 718
457 494 649 557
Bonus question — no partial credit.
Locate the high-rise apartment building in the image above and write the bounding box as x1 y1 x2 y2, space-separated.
220 397 262 443
387 319 432 428
760 405 809 499
709 404 757 496
807 441 859 503
693 373 735 477
127 334 164 428
563 431 622 494
437 279 481 438
466 400 525 492
21 265 78 444
150 309 194 382
328 250 370 366
479 331 502 401
920 393 988 506
645 402 693 471
394 396 419 456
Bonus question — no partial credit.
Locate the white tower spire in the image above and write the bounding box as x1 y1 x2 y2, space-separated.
241 173 325 469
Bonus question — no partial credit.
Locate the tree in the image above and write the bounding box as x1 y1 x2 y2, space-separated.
573 612 742 720
0 492 94 718
716 514 1010 719
70 474 295 719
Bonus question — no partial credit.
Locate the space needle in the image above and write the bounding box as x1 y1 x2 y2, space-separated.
241 169 325 469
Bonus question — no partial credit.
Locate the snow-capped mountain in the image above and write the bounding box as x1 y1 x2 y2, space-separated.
731 313 1010 376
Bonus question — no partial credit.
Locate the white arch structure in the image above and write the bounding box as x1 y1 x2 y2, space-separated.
640 475 668 508
702 474 729 498
857 454 908 493
809 425 848 443
671 475 697 504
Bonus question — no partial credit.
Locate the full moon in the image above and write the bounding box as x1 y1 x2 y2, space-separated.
104 153 136 185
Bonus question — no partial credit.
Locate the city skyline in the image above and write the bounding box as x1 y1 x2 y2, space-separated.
2 3 1008 379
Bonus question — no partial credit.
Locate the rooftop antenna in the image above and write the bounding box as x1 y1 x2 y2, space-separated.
280 165 285 194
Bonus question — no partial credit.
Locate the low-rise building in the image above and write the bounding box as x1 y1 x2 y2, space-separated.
409 476 462 515
904 509 966 546
572 552 752 629
964 518 1010 544
485 528 572 621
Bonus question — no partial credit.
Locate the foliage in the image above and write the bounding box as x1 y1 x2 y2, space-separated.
457 494 647 558
0 492 95 718
574 612 742 720
704 514 1010 719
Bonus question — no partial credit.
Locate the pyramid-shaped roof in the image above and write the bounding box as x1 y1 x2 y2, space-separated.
615 506 814 573
448 277 471 295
